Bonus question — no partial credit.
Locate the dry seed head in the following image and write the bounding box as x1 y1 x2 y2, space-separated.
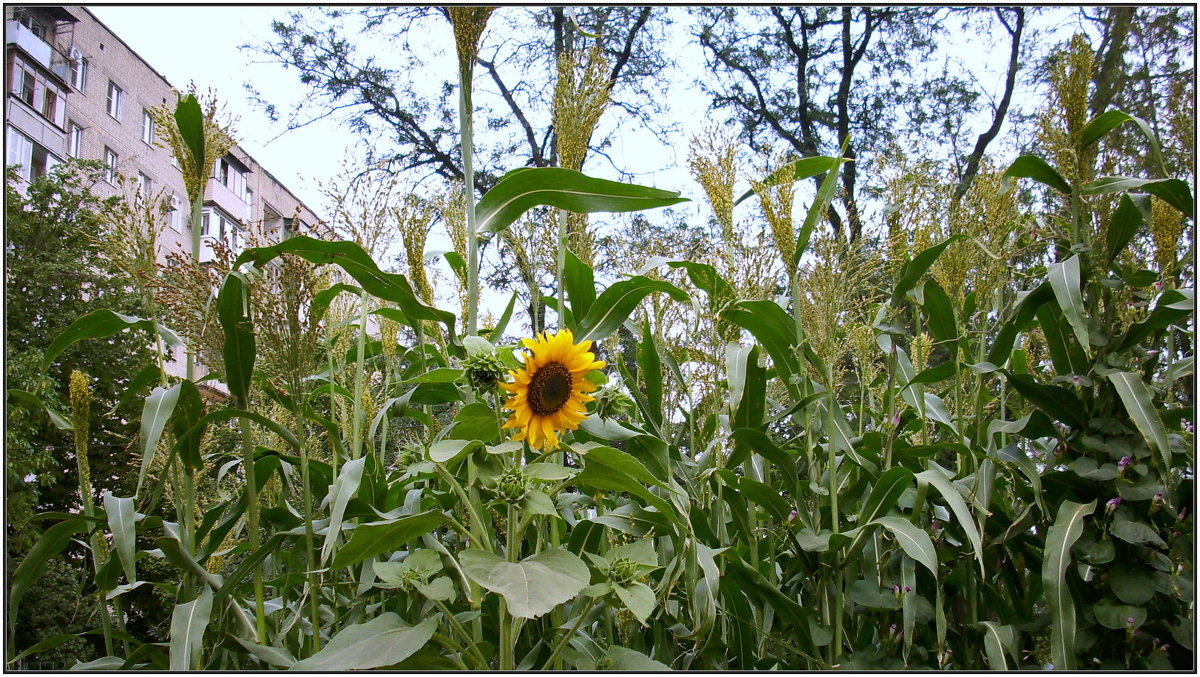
910 333 933 371
1037 35 1096 186
150 85 237 204
447 7 496 74
1150 197 1184 273
396 194 438 306
554 45 612 172
688 126 738 235
753 156 797 269
92 173 166 287
796 231 877 368
69 370 91 453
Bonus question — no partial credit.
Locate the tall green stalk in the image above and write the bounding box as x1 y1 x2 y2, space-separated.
460 65 480 336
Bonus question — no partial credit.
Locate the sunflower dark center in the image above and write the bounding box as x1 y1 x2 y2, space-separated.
528 361 572 415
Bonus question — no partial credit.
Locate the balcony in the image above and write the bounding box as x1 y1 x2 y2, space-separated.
6 20 52 69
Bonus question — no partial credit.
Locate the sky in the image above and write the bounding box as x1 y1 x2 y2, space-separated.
88 5 354 214
83 5 1088 325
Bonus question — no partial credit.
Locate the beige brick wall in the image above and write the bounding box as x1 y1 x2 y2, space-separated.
8 6 329 379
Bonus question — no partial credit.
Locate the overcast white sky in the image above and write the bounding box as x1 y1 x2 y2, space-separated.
88 5 354 215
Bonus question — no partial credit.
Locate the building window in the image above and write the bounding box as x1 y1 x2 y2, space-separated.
106 81 123 120
141 110 154 145
18 67 35 105
9 56 64 127
68 47 86 91
137 171 152 197
67 120 82 157
7 126 60 182
103 147 118 184
168 194 184 232
16 12 47 40
201 207 246 254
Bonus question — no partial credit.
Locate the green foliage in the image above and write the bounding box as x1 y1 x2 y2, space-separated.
8 11 1194 671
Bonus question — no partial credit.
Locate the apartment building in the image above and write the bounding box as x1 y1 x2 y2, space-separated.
5 5 326 257
7 5 330 381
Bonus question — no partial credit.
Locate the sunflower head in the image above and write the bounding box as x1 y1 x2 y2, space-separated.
501 329 606 450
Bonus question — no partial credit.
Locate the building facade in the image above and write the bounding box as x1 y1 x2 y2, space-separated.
6 5 328 379
6 5 326 252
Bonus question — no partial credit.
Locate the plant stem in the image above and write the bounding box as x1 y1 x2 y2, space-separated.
556 208 569 328
460 63 480 335
237 415 266 641
542 597 598 669
350 291 369 460
433 599 488 669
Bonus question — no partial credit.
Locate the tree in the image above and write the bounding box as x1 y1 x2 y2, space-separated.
249 6 674 194
6 161 159 665
696 7 1029 240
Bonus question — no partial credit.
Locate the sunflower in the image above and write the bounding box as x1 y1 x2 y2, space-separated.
501 329 606 450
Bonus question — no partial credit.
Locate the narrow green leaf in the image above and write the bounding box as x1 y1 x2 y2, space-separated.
728 428 798 488
321 456 365 565
232 636 296 668
637 320 663 431
727 343 765 430
173 94 206 178
217 273 255 405
1107 371 1172 472
290 615 437 671
723 299 802 400
576 276 688 342
1002 371 1088 429
138 383 182 495
103 492 138 585
872 516 938 578
172 380 205 471
311 283 365 326
1047 255 1091 357
10 518 88 626
330 510 445 570
168 586 212 671
845 467 913 557
974 621 1017 670
1106 193 1149 264
1116 288 1193 351
734 155 844 206
563 248 596 321
484 290 518 340
7 633 85 665
233 236 457 341
915 468 984 570
893 235 965 304
7 389 72 430
1081 176 1193 216
988 283 1054 366
920 279 958 350
43 309 182 372
474 167 688 236
1001 155 1071 195
793 146 849 272
637 256 733 299
1043 500 1096 670
1080 110 1167 175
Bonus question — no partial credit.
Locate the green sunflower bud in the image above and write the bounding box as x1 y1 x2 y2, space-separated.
608 556 640 585
464 350 507 394
593 383 634 419
496 467 529 502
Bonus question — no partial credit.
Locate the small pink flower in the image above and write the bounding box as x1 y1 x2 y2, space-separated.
1106 497 1122 512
